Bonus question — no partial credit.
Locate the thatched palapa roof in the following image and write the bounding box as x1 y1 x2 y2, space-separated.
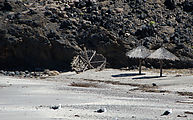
126 46 151 59
147 47 179 61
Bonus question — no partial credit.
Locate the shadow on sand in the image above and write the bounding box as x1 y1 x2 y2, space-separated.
112 73 145 77
132 76 166 79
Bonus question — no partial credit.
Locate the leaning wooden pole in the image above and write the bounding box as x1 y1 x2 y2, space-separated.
139 59 142 75
160 60 163 77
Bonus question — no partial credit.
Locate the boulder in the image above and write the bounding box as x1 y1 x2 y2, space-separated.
182 0 193 12
0 0 12 11
164 0 176 10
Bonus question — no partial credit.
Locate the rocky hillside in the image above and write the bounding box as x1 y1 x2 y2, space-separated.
0 0 192 70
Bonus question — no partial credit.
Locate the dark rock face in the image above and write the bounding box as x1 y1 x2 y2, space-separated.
76 26 128 68
183 0 193 12
164 0 176 10
0 0 12 11
0 0 192 70
135 25 156 39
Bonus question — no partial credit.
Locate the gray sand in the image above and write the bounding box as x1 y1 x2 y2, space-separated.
0 69 192 120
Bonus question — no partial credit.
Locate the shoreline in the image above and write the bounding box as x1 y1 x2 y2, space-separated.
0 69 192 119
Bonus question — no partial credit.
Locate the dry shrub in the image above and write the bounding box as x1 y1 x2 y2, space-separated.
0 85 10 88
177 91 193 96
189 96 193 99
176 101 193 104
184 111 193 115
83 78 155 88
144 89 170 93
83 78 158 92
69 82 99 88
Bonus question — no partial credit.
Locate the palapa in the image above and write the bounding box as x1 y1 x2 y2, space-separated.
126 46 151 59
147 47 179 61
126 46 151 74
148 47 179 77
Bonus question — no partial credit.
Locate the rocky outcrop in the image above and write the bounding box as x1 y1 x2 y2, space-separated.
0 0 192 70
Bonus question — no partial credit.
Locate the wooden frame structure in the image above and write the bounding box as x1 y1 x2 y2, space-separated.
71 48 106 73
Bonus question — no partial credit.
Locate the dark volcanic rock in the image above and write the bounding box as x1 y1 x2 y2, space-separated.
60 19 73 29
135 25 157 39
77 26 128 68
182 0 193 12
0 0 192 70
0 0 12 11
164 0 176 10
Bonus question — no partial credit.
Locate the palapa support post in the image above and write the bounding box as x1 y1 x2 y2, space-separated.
139 59 142 75
147 47 180 77
160 60 163 77
126 46 151 75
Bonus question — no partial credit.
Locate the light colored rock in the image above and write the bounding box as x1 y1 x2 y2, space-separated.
47 70 60 76
115 8 124 13
161 26 175 34
125 33 130 37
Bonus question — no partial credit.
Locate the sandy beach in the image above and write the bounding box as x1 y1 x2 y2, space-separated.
0 69 193 120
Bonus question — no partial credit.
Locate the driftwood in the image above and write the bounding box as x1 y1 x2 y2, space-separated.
71 48 106 73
